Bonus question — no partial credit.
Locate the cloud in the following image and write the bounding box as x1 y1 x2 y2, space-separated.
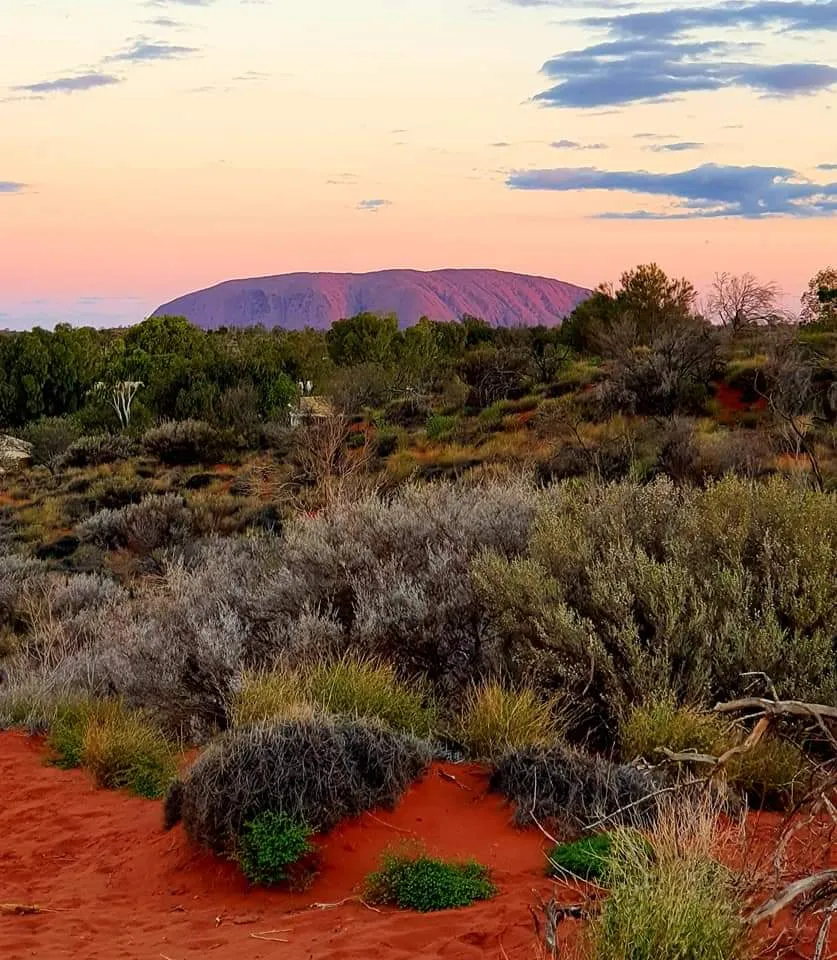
818 162 837 170
357 198 392 212
535 36 837 107
0 182 26 194
506 161 837 218
579 1 837 40
551 138 608 150
13 73 122 95
522 1 837 108
106 38 198 62
646 141 705 152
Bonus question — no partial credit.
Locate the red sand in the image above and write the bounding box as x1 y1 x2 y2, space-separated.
0 732 562 960
2 731 835 960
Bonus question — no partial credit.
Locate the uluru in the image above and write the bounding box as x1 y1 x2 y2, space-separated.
151 268 592 330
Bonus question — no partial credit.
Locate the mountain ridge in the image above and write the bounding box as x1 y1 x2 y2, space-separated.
151 268 592 330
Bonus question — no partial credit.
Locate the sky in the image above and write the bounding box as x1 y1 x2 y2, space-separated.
1 0 836 328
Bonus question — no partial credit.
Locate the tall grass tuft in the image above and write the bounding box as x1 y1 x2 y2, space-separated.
230 671 312 728
455 681 563 760
589 796 748 960
620 697 727 762
81 702 179 798
307 656 437 738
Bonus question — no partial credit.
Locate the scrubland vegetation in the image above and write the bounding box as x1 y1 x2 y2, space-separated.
2 262 837 952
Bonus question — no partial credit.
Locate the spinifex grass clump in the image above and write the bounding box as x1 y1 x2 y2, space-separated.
588 799 747 960
231 658 437 738
238 811 314 887
455 681 562 760
366 849 496 912
307 656 437 738
164 716 431 856
491 744 659 829
46 697 178 798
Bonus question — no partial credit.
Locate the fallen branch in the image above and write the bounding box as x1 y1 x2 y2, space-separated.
250 930 290 943
715 698 837 723
310 897 381 914
748 870 837 926
0 904 43 916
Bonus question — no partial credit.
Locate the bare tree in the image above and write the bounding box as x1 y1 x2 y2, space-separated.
93 380 144 429
707 272 782 332
291 414 375 509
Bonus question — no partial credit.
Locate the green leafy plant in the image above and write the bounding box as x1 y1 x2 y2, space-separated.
548 833 615 882
238 811 314 886
366 850 496 912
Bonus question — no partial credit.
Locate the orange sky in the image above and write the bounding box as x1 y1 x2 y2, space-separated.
1 0 835 326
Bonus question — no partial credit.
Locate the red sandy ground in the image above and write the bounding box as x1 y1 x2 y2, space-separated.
1 731 834 960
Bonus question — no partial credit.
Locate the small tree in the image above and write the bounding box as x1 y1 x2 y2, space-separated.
707 272 782 332
800 266 837 326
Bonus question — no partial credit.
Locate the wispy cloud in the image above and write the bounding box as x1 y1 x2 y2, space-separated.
817 162 837 170
106 38 198 63
645 141 704 152
357 198 392 212
0 181 26 194
551 138 608 150
506 162 837 218
13 73 122 95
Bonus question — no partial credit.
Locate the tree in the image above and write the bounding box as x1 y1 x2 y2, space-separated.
800 267 837 326
707 272 782 331
326 313 399 367
93 380 144 429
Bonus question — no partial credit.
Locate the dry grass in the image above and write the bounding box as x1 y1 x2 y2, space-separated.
454 681 563 760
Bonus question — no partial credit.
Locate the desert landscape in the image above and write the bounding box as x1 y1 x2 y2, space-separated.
4 0 837 956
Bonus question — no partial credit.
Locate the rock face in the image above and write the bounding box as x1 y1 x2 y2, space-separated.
151 268 591 330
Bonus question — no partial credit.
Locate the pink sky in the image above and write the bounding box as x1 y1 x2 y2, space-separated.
1 0 835 327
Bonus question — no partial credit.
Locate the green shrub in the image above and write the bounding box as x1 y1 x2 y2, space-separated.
548 833 615 882
726 736 808 809
620 698 727 762
142 420 234 465
366 850 496 912
59 434 137 469
307 657 437 738
238 811 314 886
81 702 178 798
426 414 458 441
455 682 560 760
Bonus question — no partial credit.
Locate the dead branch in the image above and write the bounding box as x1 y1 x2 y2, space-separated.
0 903 43 916
748 871 837 926
715 698 837 723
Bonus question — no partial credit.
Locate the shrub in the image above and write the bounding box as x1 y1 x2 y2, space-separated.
384 397 432 428
23 417 82 473
307 657 437 738
238 811 314 886
59 434 137 469
455 682 561 760
142 420 232 465
620 698 726 762
81 702 178 798
164 717 431 854
589 801 746 960
78 493 191 551
548 833 616 882
491 744 659 829
426 414 458 441
726 736 808 809
366 850 496 912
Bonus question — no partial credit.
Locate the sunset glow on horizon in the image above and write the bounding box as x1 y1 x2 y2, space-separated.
2 0 836 327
